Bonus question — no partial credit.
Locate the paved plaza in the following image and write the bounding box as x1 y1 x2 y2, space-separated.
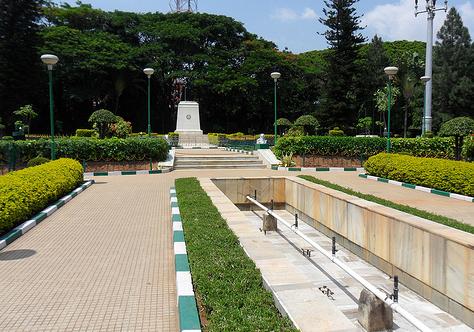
0 150 473 331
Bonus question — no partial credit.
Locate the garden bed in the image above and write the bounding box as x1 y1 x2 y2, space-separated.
175 178 297 331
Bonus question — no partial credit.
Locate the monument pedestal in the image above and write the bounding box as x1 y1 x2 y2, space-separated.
175 101 208 147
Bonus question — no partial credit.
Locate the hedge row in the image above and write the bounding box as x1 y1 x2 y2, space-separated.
365 153 474 197
274 136 455 159
175 178 297 331
0 137 170 164
0 159 84 235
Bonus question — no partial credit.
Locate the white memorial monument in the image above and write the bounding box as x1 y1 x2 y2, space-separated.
175 101 208 146
175 101 203 135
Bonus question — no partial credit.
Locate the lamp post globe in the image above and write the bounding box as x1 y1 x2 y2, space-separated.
41 54 59 160
143 68 155 77
384 67 398 153
271 72 281 82
271 72 281 145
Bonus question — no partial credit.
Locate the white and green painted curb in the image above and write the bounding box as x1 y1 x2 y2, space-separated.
170 187 201 332
84 169 171 177
359 174 474 203
224 147 254 155
272 166 365 172
0 180 94 251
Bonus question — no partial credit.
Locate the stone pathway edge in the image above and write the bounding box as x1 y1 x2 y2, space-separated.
170 187 202 332
0 180 95 251
84 169 172 177
273 166 365 172
359 174 474 203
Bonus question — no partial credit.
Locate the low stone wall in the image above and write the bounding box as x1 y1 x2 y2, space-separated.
82 161 154 172
211 176 474 327
293 155 363 167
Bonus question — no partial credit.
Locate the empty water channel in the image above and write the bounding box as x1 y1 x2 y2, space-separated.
200 176 473 331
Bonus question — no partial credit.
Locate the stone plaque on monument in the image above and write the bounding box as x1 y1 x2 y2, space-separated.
175 101 203 135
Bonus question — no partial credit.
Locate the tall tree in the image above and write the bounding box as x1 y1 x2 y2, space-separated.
0 0 43 131
319 0 365 131
360 35 389 134
433 7 474 127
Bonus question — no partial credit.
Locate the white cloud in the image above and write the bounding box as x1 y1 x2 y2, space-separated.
363 0 474 43
271 7 318 22
302 8 318 20
271 8 299 22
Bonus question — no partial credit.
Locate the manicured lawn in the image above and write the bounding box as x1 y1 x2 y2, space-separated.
175 178 298 332
298 175 474 234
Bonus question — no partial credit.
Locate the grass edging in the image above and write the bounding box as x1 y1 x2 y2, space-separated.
298 175 474 234
175 178 297 331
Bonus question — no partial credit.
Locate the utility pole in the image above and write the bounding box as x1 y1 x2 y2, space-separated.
414 0 448 133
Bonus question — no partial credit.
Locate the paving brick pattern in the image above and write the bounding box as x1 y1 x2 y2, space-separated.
0 176 177 332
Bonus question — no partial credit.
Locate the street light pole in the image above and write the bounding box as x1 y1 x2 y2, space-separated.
420 76 431 135
143 68 155 171
143 68 155 136
41 54 59 160
384 67 399 153
271 72 281 145
415 0 448 133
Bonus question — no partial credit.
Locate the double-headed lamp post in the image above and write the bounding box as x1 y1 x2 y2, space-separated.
384 67 399 153
420 76 431 135
271 72 281 145
41 54 59 160
143 68 155 136
415 0 448 133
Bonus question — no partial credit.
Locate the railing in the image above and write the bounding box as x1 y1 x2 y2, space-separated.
246 195 432 332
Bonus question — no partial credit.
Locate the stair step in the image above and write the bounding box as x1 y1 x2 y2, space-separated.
174 164 267 169
175 159 261 164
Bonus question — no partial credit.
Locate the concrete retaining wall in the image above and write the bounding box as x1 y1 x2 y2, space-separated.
211 176 474 327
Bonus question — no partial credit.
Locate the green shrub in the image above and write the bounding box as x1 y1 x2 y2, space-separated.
110 117 132 138
422 131 434 138
0 158 83 235
76 129 97 138
2 136 13 141
0 137 169 164
274 136 455 159
364 153 474 196
88 109 118 138
462 136 474 161
175 178 297 331
286 126 305 137
328 127 345 136
27 156 49 167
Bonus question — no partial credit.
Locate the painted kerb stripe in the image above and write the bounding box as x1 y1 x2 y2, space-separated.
0 180 94 251
359 174 474 203
170 187 201 332
275 166 365 172
84 169 170 177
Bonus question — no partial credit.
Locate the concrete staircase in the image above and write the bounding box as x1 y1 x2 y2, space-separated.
174 150 266 170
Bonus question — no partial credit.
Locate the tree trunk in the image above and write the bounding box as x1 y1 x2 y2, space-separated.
404 106 408 138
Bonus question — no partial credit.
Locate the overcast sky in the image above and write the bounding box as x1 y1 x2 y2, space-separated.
54 0 474 53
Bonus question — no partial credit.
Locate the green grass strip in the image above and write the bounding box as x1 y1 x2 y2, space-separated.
175 178 297 332
298 175 474 234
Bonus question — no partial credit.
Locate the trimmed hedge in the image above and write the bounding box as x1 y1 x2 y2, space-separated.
0 158 83 235
274 136 455 159
175 178 297 331
365 153 474 197
0 137 169 164
76 129 97 137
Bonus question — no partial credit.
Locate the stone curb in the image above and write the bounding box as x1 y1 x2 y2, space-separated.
272 166 365 172
224 147 254 155
170 187 201 332
0 180 95 251
359 174 474 203
84 169 172 177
